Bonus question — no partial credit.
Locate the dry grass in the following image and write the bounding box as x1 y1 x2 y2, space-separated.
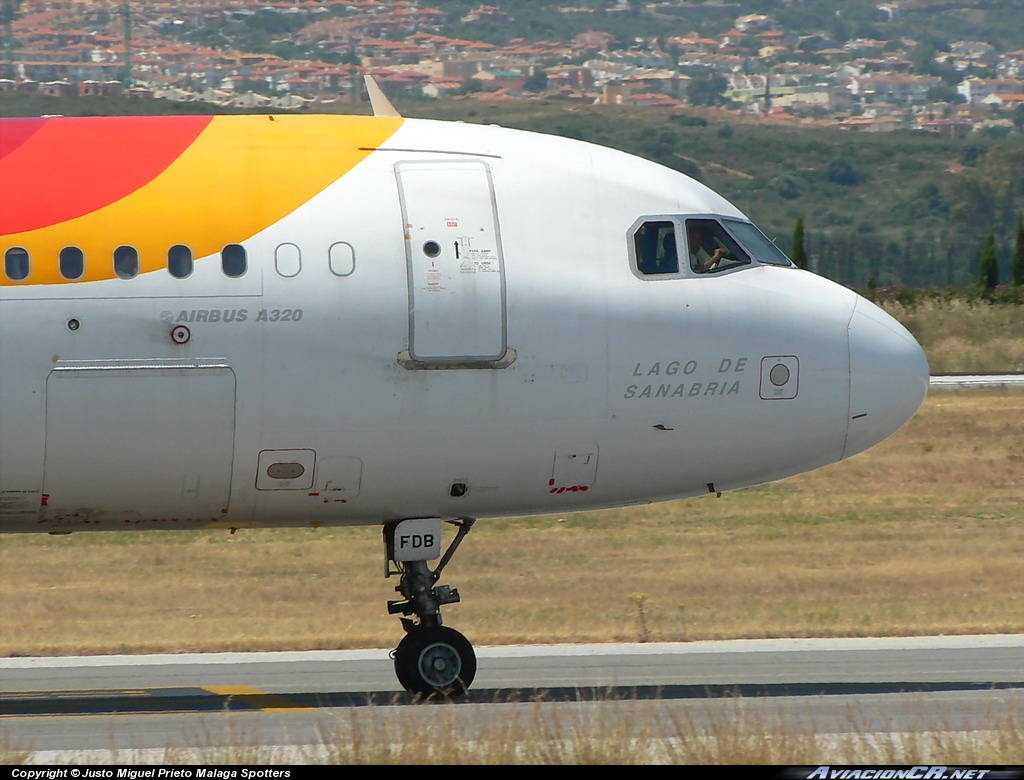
4 697 1021 764
310 698 1024 764
879 299 1024 372
0 389 1021 655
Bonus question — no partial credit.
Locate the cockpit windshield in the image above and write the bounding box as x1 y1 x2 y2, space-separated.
722 219 792 267
685 218 750 274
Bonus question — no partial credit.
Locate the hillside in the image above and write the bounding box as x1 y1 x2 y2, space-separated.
168 0 1024 56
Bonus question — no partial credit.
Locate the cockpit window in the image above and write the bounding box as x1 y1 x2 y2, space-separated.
723 219 792 267
630 217 778 278
685 219 750 274
633 221 679 275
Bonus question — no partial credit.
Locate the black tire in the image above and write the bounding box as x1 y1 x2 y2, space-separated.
393 626 476 698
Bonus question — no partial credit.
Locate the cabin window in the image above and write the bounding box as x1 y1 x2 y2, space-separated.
633 221 679 275
59 246 85 280
113 245 139 279
168 244 192 278
4 247 29 281
684 219 751 274
222 244 247 278
275 243 301 277
329 242 356 277
723 219 792 267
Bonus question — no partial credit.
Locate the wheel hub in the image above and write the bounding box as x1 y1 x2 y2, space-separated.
419 642 462 687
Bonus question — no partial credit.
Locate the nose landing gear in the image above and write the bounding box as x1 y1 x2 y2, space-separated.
384 517 476 698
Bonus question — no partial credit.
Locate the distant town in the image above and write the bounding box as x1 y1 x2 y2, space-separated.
3 0 1023 135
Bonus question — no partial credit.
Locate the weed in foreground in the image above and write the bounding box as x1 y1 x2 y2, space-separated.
7 693 1021 764
291 694 1023 764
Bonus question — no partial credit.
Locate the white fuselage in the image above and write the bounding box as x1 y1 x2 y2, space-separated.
0 117 928 532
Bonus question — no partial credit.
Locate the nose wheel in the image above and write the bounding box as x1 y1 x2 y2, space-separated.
384 517 477 698
393 625 476 697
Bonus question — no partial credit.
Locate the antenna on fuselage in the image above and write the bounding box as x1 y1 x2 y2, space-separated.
364 75 401 118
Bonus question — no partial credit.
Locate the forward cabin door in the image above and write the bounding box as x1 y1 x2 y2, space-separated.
396 159 507 364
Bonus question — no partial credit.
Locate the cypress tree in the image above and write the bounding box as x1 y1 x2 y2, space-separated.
1013 212 1024 287
979 227 999 292
791 214 808 269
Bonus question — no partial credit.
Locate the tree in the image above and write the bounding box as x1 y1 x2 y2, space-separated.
686 70 728 107
826 157 862 186
926 84 958 104
828 14 851 45
979 227 999 292
1 0 25 79
522 68 548 93
912 42 939 76
1013 212 1024 287
792 215 808 269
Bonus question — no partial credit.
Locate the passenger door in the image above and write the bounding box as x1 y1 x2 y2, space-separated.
396 159 507 364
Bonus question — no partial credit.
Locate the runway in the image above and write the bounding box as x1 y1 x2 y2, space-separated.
2 635 1021 762
929 372 1024 388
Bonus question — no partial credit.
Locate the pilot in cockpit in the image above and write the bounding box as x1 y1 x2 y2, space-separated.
687 222 728 273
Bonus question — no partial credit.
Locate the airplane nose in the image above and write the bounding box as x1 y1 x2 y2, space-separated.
843 297 929 460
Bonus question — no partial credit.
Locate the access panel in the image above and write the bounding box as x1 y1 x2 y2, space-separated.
42 361 236 527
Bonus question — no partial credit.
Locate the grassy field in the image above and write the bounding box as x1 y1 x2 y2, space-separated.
1 386 1020 656
878 298 1024 373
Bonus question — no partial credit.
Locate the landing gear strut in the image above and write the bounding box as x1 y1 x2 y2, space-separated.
384 517 476 697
